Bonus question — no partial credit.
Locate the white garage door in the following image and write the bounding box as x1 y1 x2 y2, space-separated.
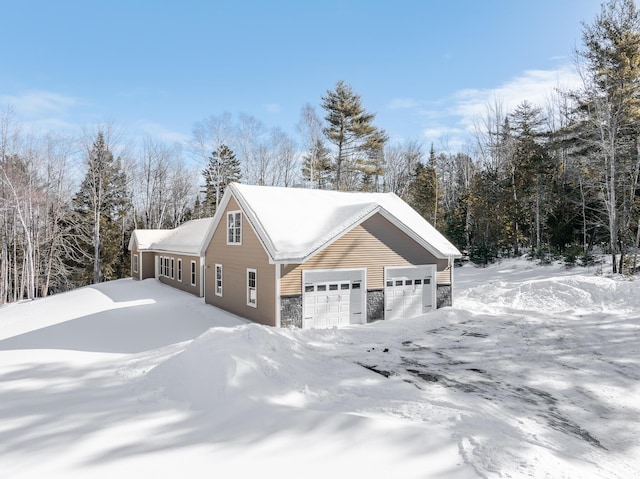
303 269 365 329
384 265 436 321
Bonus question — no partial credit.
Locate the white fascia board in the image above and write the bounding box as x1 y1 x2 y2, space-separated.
141 248 199 256
377 207 459 259
203 184 277 264
275 264 281 328
231 184 278 262
274 203 454 264
127 232 137 251
229 184 280 265
198 189 234 257
200 256 206 297
274 206 381 265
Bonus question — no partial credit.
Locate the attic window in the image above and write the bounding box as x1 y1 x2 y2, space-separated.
227 211 242 245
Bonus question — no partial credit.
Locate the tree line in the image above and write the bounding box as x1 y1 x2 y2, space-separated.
0 0 638 304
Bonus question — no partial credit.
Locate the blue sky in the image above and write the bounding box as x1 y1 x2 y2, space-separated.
0 0 605 154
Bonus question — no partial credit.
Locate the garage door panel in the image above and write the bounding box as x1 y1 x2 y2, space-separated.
303 270 366 329
384 265 436 321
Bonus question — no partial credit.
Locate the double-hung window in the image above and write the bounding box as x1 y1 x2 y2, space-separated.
247 268 257 307
159 256 164 276
170 258 175 279
227 211 242 245
177 259 182 282
190 261 197 286
215 264 223 296
133 254 138 274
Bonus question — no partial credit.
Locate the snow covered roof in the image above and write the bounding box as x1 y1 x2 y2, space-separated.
128 229 171 251
226 183 461 262
129 218 215 256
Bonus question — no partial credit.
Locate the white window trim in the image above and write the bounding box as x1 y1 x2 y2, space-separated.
133 254 138 274
215 264 223 297
227 210 242 245
190 260 197 286
159 256 164 276
170 258 175 279
177 259 182 282
247 268 257 307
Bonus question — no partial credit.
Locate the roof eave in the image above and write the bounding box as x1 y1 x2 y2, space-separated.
377 208 462 258
230 183 279 261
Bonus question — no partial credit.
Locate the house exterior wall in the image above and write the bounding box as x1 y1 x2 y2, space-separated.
155 253 202 296
205 197 277 327
130 243 140 279
280 213 450 296
141 251 156 280
130 242 159 281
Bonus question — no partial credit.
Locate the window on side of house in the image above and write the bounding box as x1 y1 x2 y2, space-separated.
165 257 169 277
170 258 175 279
215 264 223 296
177 259 182 282
133 254 138 274
159 256 164 276
190 261 197 286
227 211 242 245
247 268 257 307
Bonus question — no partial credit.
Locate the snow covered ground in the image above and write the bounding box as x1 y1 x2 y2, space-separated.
1 259 638 478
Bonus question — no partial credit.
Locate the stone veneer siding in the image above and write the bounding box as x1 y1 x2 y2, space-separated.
280 295 303 328
280 286 451 329
367 290 384 323
437 284 452 308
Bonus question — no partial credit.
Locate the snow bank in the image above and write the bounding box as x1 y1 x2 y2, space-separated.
0 279 245 353
2 260 639 479
458 267 640 313
144 323 390 411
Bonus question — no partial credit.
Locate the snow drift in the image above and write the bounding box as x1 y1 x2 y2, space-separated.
458 265 640 314
1 259 639 478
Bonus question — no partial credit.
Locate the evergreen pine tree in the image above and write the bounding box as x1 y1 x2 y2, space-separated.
301 138 332 189
202 144 241 216
321 80 388 190
509 101 554 256
70 132 129 285
573 0 640 272
409 160 439 226
409 144 442 227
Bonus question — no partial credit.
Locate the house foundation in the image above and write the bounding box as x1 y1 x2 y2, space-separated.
280 295 303 328
437 284 452 308
367 290 384 322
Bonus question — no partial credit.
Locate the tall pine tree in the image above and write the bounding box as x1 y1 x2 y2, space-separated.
321 81 388 190
70 132 128 285
574 0 640 272
202 144 241 216
301 138 333 189
409 144 440 227
509 101 554 255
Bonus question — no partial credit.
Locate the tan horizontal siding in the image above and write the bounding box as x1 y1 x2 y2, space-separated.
281 213 449 295
157 253 202 296
205 197 276 327
131 244 156 280
141 250 155 279
437 268 452 285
